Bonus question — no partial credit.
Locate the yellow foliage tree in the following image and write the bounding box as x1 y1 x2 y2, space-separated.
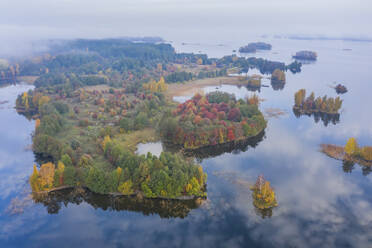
22 92 29 110
39 162 55 190
185 183 192 193
361 147 372 161
143 77 168 92
116 167 123 182
101 135 112 150
29 164 41 192
196 58 203 65
344 137 359 156
118 180 134 195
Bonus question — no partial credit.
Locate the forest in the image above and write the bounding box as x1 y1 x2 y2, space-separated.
16 83 207 199
159 91 266 149
1 38 302 89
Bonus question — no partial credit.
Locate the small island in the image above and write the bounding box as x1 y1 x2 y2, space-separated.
293 89 343 115
321 138 372 167
159 91 266 150
335 84 348 94
246 75 262 90
292 50 317 61
239 42 272 53
251 175 278 218
271 69 286 90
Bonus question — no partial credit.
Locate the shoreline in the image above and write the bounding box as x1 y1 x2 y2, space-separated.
33 186 206 201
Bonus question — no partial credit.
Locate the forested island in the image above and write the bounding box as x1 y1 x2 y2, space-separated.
251 175 278 218
335 84 348 94
293 89 342 126
292 51 317 61
239 42 272 53
293 89 343 115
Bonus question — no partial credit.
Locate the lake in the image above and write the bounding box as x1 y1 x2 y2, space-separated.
1 38 372 247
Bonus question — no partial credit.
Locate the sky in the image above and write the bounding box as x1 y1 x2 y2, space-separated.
0 0 371 56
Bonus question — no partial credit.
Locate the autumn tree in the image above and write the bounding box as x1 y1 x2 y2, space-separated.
271 69 286 83
118 180 134 195
251 175 278 209
39 162 55 190
344 137 359 156
361 147 372 161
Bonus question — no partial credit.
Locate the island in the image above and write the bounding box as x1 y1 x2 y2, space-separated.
293 89 342 115
321 138 372 167
239 42 272 53
251 175 278 218
293 89 342 126
335 84 348 94
292 50 317 61
159 91 266 150
271 69 286 90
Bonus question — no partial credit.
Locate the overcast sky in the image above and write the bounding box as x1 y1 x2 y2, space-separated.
0 0 371 55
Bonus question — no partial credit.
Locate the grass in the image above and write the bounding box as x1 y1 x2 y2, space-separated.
115 128 159 153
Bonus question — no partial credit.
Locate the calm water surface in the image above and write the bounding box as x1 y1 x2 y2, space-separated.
1 39 372 248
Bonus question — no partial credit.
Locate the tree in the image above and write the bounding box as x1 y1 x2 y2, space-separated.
118 180 134 195
61 154 73 167
101 135 111 150
271 69 285 83
228 108 241 122
344 137 359 156
35 119 40 129
78 154 93 167
30 164 41 192
361 146 372 161
39 162 55 189
294 89 306 107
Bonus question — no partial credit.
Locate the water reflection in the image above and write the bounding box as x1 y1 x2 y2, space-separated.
293 108 340 126
340 160 372 176
163 130 265 162
32 187 204 218
271 81 285 91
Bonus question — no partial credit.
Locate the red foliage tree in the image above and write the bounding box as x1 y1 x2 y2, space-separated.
228 108 241 121
227 127 235 141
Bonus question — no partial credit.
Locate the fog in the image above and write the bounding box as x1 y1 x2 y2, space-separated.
0 0 371 56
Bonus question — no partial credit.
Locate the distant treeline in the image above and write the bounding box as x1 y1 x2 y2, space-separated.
217 55 301 74
164 69 227 83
